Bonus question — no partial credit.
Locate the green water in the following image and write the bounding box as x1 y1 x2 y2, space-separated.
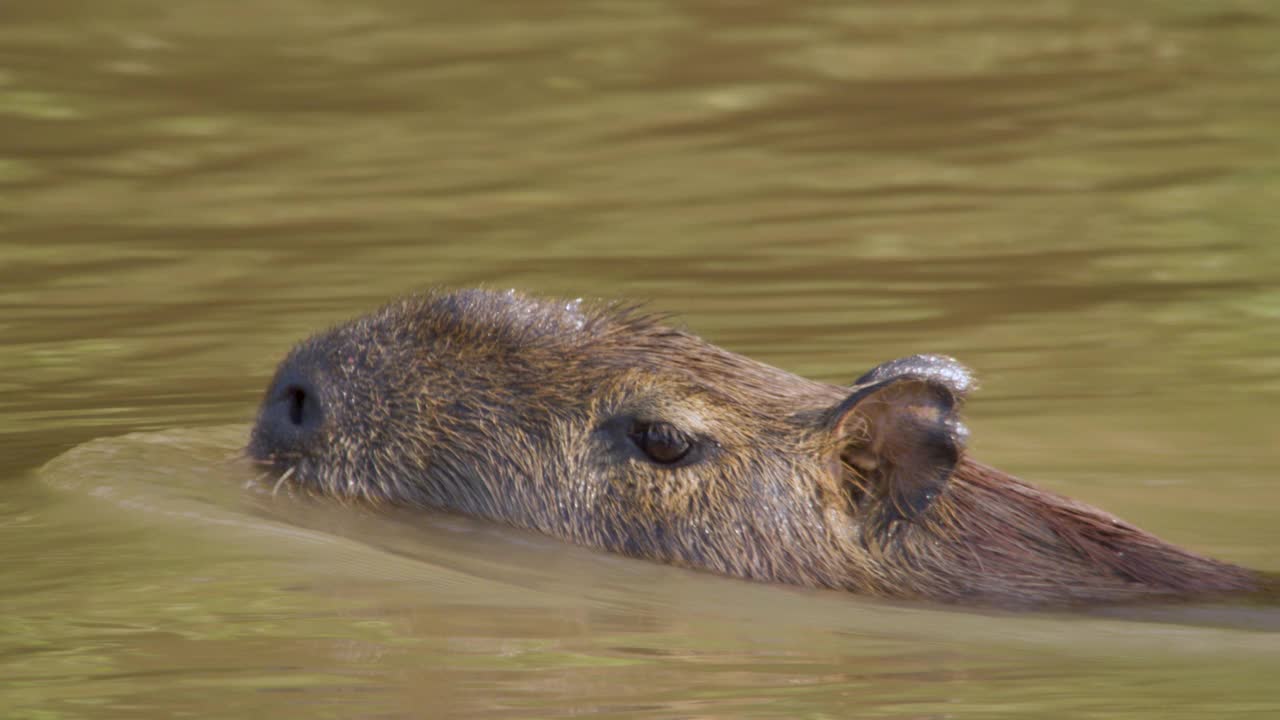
2 1 1278 717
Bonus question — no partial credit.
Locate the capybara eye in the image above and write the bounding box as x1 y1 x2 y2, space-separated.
630 421 692 465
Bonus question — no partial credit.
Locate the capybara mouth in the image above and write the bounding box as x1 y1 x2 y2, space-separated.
245 288 1262 607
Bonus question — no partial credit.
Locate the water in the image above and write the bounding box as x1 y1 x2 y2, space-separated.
3 1 1279 717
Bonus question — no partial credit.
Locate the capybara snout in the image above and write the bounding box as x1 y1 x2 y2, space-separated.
249 288 1259 607
253 365 326 457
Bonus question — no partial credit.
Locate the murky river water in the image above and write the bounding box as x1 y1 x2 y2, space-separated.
2 1 1278 717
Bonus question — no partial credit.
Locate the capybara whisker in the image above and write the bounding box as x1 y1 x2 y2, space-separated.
243 470 272 490
271 466 296 497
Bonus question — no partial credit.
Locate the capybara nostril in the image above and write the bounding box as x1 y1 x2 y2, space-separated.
256 369 326 452
281 384 309 427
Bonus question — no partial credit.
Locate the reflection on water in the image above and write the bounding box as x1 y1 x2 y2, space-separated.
2 1 1278 717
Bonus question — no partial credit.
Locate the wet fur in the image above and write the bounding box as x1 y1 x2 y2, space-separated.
854 460 1257 604
249 289 1259 607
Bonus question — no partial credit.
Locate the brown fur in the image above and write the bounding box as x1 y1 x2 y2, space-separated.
248 289 1258 607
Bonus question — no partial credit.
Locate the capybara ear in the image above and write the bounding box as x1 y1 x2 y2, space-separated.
830 356 973 523
853 354 976 398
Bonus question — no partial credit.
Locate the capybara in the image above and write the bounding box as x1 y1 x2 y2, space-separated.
247 289 1260 607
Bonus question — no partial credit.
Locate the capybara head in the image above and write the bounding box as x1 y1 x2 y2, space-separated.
248 289 1258 607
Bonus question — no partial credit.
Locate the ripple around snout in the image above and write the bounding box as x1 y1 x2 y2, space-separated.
38 425 584 610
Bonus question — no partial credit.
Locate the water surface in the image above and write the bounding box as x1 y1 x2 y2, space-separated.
2 1 1278 718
